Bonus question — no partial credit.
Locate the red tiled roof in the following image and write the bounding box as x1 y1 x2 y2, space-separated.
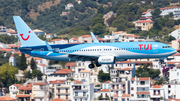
12 84 22 87
167 62 180 65
1 49 13 52
73 80 83 84
33 83 46 85
124 34 140 38
51 39 62 41
116 61 133 63
136 20 153 23
135 61 152 64
177 65 180 67
80 70 91 73
19 84 32 90
153 85 163 88
98 89 110 92
7 31 17 34
113 31 125 34
0 96 16 100
81 35 91 38
25 54 30 58
172 53 180 56
51 98 67 101
14 51 21 54
113 94 118 97
122 94 130 97
46 34 52 35
39 64 46 66
49 80 66 84
65 62 76 67
54 68 72 74
72 38 78 40
136 91 150 94
119 68 132 71
131 77 150 81
102 80 110 83
97 38 106 41
16 95 30 97
34 57 42 60
167 99 180 101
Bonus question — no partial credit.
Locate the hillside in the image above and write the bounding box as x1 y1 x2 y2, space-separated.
1 0 180 40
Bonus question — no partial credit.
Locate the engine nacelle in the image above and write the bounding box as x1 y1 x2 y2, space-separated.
98 56 115 64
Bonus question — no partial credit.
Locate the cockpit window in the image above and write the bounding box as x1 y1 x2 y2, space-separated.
162 46 170 48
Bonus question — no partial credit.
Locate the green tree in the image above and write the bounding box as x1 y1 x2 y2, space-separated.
25 71 32 79
30 58 36 70
151 8 162 20
91 14 104 27
32 69 43 80
19 53 27 70
97 5 104 14
154 77 165 85
92 23 105 35
98 70 110 82
21 0 29 11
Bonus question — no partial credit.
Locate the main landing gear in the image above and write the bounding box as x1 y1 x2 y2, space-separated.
88 61 102 69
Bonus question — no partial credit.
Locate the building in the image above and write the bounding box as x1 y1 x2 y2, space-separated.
51 39 68 44
33 29 44 36
150 85 165 101
111 31 145 42
65 3 74 10
9 84 22 98
16 84 33 101
78 35 92 43
130 77 151 101
45 34 53 38
164 84 180 100
169 64 180 82
32 83 49 101
47 68 73 82
135 20 153 31
9 55 16 67
7 31 18 38
53 80 94 101
65 62 76 71
0 26 6 33
169 29 180 40
69 38 79 43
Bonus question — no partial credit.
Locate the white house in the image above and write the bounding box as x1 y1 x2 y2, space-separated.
150 85 164 101
51 39 68 44
33 29 44 36
7 31 18 38
130 77 151 101
45 34 53 38
69 38 79 43
9 84 22 98
65 3 74 10
9 55 16 67
78 35 92 43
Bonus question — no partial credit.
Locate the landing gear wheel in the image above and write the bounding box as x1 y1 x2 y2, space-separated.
88 64 95 69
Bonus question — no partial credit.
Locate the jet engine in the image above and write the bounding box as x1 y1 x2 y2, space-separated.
98 56 115 64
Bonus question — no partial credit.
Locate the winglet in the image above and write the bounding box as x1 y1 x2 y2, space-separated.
44 41 53 51
90 31 99 43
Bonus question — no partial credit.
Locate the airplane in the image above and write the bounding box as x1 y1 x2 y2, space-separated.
13 16 177 68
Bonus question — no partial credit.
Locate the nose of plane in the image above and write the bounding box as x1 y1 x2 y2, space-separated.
170 48 177 54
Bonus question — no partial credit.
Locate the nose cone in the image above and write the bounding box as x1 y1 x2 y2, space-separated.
170 48 177 55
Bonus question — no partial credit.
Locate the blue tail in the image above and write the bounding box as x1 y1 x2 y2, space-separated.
90 31 99 43
13 16 45 47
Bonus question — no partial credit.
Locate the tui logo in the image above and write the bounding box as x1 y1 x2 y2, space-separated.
20 31 30 41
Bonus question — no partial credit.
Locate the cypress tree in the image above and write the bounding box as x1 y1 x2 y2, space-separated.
19 53 27 70
30 58 36 70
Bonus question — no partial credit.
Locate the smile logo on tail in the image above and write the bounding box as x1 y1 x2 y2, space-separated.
20 31 30 41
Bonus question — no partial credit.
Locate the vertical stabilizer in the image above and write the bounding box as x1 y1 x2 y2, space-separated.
90 31 99 43
13 16 45 47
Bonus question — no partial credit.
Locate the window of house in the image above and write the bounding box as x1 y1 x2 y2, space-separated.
131 87 134 90
140 81 145 85
131 94 134 97
131 81 134 84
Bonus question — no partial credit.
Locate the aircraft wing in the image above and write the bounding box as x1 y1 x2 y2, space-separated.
66 53 99 61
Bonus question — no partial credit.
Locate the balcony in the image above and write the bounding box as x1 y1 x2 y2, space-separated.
73 88 88 91
56 85 70 88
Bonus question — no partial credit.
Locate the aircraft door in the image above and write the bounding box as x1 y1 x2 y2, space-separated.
40 48 44 56
153 45 158 53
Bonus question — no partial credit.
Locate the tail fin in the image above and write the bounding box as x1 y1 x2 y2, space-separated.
90 31 99 43
13 16 45 47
